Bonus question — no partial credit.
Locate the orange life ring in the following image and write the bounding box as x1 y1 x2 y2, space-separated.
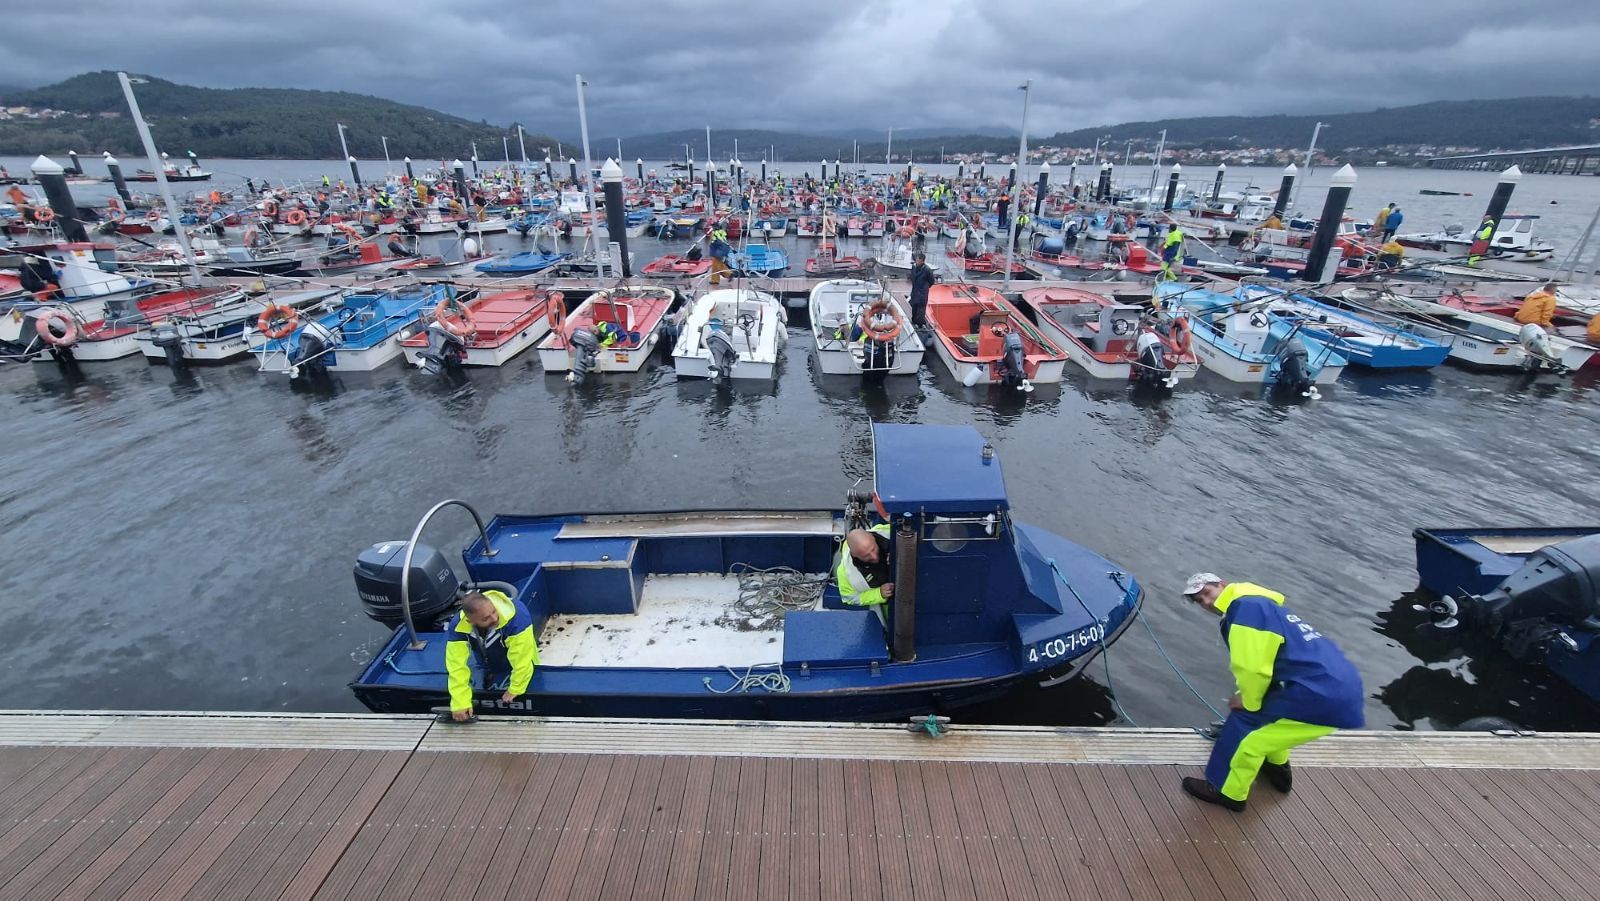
897 225 914 238
255 301 300 339
262 199 279 217
33 207 54 223
859 299 903 343
35 309 76 346
547 294 568 331
434 297 476 338
145 209 162 224
286 209 307 226
1164 317 1192 356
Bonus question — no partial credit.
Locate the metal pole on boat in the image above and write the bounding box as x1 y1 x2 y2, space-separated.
706 126 712 164
103 153 132 206
1212 163 1226 203
1302 164 1356 284
1555 202 1600 282
30 155 88 243
574 75 602 272
1298 122 1326 206
347 156 362 191
503 136 510 165
1162 163 1180 212
518 125 528 163
336 122 351 173
1271 163 1297 219
617 138 624 161
381 136 391 166
601 158 633 277
886 127 893 168
1002 80 1031 291
1148 129 1166 200
116 73 203 284
1479 165 1522 234
1034 161 1049 215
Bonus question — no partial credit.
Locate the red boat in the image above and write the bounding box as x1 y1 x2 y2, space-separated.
925 283 1067 387
400 287 558 368
642 254 712 278
804 255 867 276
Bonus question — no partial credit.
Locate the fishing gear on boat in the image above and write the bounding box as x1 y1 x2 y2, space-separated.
729 562 829 613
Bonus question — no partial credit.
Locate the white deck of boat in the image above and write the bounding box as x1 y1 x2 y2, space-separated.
537 573 825 668
556 512 837 539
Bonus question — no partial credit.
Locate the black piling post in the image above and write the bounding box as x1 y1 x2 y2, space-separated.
567 158 578 186
1211 163 1225 203
1067 160 1076 194
735 160 744 195
1162 164 1180 212
601 159 632 277
452 159 470 203
979 163 986 181
30 155 88 242
1034 162 1049 215
1271 163 1297 219
67 150 83 176
1480 165 1521 231
1007 162 1017 188
706 162 717 211
760 159 767 183
1302 165 1356 283
347 156 362 191
957 162 965 180
906 161 914 182
103 153 132 206
637 158 644 181
544 156 553 184
820 160 828 184
404 157 414 181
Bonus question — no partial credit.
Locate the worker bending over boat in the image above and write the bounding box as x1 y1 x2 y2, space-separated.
1514 282 1559 333
446 590 538 721
837 526 893 625
1179 573 1364 811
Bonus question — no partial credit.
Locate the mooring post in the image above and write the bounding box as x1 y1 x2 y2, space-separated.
30 155 88 242
1303 164 1356 283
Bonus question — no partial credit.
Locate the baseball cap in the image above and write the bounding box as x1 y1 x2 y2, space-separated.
1183 573 1221 596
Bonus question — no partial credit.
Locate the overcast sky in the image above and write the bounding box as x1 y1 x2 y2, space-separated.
5 0 1597 139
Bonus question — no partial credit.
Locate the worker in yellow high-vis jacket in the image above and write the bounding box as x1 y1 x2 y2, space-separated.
1179 573 1364 811
445 590 538 722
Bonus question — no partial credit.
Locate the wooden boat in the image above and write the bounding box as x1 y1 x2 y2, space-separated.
137 287 337 365
536 285 676 379
925 283 1067 389
641 254 711 278
1234 284 1451 370
1025 286 1199 385
401 287 558 369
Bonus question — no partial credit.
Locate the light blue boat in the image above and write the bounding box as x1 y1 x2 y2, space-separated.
728 242 789 277
251 283 449 376
1234 284 1451 370
1156 283 1348 397
750 216 789 234
474 250 571 275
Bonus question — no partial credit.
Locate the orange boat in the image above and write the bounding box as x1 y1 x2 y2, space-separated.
925 284 1067 389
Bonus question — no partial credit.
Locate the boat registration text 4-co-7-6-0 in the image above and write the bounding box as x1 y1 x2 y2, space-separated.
1028 623 1106 663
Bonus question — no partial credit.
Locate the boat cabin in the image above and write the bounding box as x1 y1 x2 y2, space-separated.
1040 293 1144 358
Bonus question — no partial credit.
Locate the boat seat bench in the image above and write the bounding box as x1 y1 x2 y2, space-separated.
783 609 889 667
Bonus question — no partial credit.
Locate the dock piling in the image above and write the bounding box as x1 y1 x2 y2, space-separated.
1271 163 1297 219
67 149 82 176
1302 164 1356 283
1481 165 1522 232
602 159 632 277
1034 161 1049 215
30 155 88 242
103 153 132 206
1163 163 1180 212
1212 163 1225 203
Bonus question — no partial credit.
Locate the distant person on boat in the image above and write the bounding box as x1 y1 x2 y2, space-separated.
446 589 538 722
1587 311 1600 346
1468 215 1496 267
909 252 938 327
997 192 1011 229
1178 574 1364 812
1260 213 1284 231
837 526 894 624
708 225 732 285
1514 282 1560 332
1160 224 1185 280
1371 203 1394 239
1377 239 1405 270
1380 206 1403 242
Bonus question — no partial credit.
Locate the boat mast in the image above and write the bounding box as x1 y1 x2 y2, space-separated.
1002 81 1031 291
575 74 605 277
117 72 203 284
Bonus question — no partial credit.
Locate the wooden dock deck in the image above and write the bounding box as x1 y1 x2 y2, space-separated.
0 712 1596 899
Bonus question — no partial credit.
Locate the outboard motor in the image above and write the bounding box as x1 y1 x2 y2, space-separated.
287 319 337 379
1133 329 1174 389
149 321 185 366
705 327 738 385
1420 533 1600 665
996 329 1032 392
1037 236 1066 257
1273 336 1318 399
415 320 466 375
565 326 601 383
352 540 461 630
1517 322 1565 372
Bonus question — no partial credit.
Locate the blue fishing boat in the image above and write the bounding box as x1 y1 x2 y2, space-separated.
346 424 1144 720
1235 284 1450 370
474 250 571 275
728 242 789 277
250 282 448 376
1156 283 1347 397
750 216 789 234
506 211 551 234
1412 527 1600 707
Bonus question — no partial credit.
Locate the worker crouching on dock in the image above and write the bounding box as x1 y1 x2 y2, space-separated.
1179 574 1364 812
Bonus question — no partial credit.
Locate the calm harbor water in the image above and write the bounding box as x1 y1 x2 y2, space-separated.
2 158 1599 731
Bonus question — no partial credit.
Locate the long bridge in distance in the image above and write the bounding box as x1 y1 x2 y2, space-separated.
1428 143 1600 174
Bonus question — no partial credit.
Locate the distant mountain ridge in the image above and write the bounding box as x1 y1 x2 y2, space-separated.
0 71 558 160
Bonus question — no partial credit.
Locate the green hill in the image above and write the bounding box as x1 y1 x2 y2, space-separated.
0 71 557 160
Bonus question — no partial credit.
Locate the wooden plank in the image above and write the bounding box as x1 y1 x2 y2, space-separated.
591 753 666 901
1057 763 1164 901
660 754 716 901
786 757 822 901
1386 767 1560 900
1498 770 1600 867
0 746 108 825
0 746 156 861
400 752 529 901
565 753 643 900
690 755 743 901
1218 767 1380 901
291 749 436 901
867 760 915 901
939 758 1014 901
1118 766 1228 901
1306 768 1468 901
0 747 203 901
535 753 619 901
755 757 791 901
1356 767 1531 901
1090 766 1199 901
968 761 1050 901
1030 762 1131 901
726 751 767 901
841 759 882 900
470 752 574 901
918 759 979 900
813 758 851 901
626 755 692 901
328 749 471 901
366 750 485 900
1291 768 1439 901
1436 768 1600 891
892 760 949 901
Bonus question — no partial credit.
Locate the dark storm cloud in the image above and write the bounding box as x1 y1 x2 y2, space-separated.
4 0 1598 139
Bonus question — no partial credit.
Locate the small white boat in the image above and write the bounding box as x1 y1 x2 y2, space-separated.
672 287 786 383
808 279 924 377
535 285 677 378
1341 287 1596 372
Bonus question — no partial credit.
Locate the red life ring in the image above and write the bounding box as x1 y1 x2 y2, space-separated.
262 199 279 217
286 209 307 226
33 207 54 223
434 298 476 338
255 302 300 339
547 294 567 331
35 309 77 346
1163 317 1192 356
859 299 903 343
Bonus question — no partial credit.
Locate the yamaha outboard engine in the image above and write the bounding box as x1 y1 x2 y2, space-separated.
566 326 600 383
415 321 466 375
1421 534 1600 665
353 540 461 630
149 321 185 366
1517 323 1565 372
1273 336 1317 399
705 327 738 385
996 329 1031 392
288 319 336 379
1133 329 1173 388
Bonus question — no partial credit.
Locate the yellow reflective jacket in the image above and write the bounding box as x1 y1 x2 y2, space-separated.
1214 582 1287 712
835 523 891 606
445 590 538 713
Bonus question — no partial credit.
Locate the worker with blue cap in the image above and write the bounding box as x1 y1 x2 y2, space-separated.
1179 572 1365 811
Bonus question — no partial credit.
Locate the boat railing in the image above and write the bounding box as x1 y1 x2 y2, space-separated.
399 499 497 649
